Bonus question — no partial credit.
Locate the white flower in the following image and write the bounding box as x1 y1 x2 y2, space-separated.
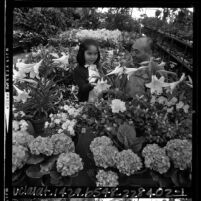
166 107 174 113
110 99 126 113
44 121 49 128
54 119 61 124
62 122 68 130
165 73 186 94
13 85 31 103
58 129 63 134
19 120 29 131
157 96 168 105
63 105 69 111
145 75 170 95
13 120 20 131
183 104 190 113
33 59 43 79
52 52 69 66
176 101 184 110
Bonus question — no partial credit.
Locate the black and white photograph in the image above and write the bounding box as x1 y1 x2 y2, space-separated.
11 7 193 188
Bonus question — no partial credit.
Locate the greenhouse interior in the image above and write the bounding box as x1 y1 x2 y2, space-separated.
12 8 193 188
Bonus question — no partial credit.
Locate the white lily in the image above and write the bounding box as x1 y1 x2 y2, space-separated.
95 78 111 92
106 64 148 79
139 60 150 65
186 75 193 88
165 73 186 94
33 59 43 79
13 85 31 103
16 61 36 73
124 66 148 80
145 75 170 95
52 52 69 65
13 69 26 80
50 52 59 58
106 64 123 76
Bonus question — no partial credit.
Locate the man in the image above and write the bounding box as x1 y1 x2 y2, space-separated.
115 37 153 98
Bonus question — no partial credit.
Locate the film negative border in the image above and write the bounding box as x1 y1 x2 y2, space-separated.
4 1 201 201
12 187 191 198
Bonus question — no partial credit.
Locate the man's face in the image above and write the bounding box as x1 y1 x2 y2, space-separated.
131 38 152 64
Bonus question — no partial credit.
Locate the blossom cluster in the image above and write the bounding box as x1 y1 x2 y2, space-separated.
96 169 119 187
89 136 113 153
45 112 78 136
12 144 29 173
165 139 192 170
90 136 117 168
61 104 83 118
56 152 84 176
110 99 126 113
142 144 171 174
50 133 75 155
28 136 54 156
150 95 190 113
13 130 34 148
115 149 143 176
76 29 122 45
13 120 29 131
92 145 118 168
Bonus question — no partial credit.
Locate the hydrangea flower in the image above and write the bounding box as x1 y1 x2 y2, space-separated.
50 133 75 155
165 139 192 170
115 149 143 176
13 130 34 147
12 144 29 173
92 145 118 168
96 169 119 187
56 152 83 176
28 136 53 156
13 120 20 131
13 120 29 131
142 144 171 174
110 99 126 113
19 120 29 131
90 136 113 153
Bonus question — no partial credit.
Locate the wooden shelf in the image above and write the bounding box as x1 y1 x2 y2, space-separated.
155 43 192 72
144 26 193 49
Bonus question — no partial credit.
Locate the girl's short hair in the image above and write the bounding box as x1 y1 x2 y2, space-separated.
77 38 100 66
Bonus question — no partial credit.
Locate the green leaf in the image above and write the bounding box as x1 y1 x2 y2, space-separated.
130 136 145 153
26 164 46 178
40 155 58 174
117 123 137 148
26 120 35 135
170 169 180 186
26 154 45 165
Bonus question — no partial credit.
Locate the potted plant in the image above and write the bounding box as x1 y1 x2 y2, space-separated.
20 77 62 136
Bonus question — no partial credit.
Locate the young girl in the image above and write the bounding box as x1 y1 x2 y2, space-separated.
73 39 103 102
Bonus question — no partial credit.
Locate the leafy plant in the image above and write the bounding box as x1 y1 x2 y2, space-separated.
20 78 62 120
117 123 145 153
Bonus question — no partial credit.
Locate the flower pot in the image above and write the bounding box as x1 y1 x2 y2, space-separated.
30 118 47 137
